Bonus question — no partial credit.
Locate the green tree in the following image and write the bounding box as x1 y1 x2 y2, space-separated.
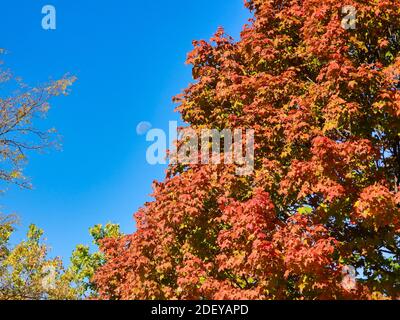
0 219 76 299
66 223 122 299
0 216 121 300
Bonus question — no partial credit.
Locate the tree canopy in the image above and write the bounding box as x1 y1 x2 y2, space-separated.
94 0 400 299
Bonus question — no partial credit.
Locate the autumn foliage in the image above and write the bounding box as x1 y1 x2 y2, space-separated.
94 0 400 299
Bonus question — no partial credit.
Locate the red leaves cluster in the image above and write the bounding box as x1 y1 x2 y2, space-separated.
94 0 400 299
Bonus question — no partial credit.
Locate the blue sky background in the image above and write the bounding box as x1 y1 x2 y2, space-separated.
0 0 251 263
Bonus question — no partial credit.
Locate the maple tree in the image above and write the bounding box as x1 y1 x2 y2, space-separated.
94 0 400 299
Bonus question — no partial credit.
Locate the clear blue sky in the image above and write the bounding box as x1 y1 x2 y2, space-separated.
0 0 250 262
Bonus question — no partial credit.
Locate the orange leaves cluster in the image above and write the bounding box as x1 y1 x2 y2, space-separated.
281 137 378 203
354 184 400 230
